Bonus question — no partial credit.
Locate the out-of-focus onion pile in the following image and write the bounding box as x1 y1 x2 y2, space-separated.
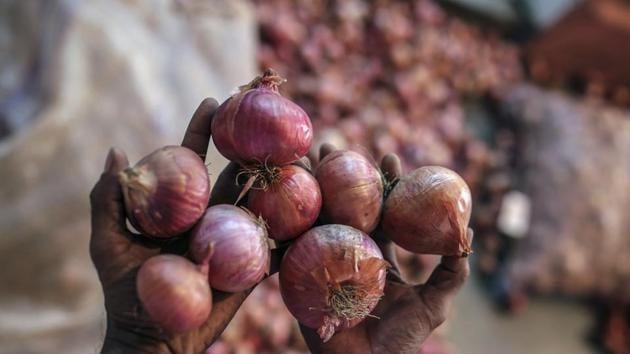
255 0 521 177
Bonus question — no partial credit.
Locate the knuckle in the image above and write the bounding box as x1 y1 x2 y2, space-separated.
427 306 446 330
88 235 102 267
89 185 99 205
89 238 97 263
430 310 447 329
89 174 106 204
418 290 448 330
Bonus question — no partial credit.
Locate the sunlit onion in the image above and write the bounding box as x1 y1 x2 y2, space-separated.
211 69 313 166
315 150 384 233
382 166 472 256
247 164 322 241
190 204 270 292
279 224 388 342
137 253 212 333
119 145 210 238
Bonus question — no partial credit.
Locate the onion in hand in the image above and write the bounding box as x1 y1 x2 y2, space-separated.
247 164 322 241
279 225 388 342
190 205 270 292
119 146 210 238
211 69 313 166
315 150 384 233
137 252 212 333
382 166 472 256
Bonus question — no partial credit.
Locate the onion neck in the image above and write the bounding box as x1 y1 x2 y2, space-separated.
240 68 286 93
328 283 374 320
236 164 281 193
316 281 382 342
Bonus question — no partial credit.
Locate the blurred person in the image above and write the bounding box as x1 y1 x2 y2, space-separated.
90 98 471 354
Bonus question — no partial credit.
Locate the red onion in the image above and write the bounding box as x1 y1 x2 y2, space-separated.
279 224 388 342
119 146 210 238
315 150 384 233
382 166 472 256
211 69 313 166
247 164 322 241
137 252 212 333
190 204 270 292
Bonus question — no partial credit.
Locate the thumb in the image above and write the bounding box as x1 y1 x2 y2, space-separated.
90 148 161 286
90 147 130 234
416 229 473 326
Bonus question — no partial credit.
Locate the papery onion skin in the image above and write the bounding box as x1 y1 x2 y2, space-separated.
382 166 472 256
279 224 388 342
315 150 384 233
190 204 270 292
211 70 313 166
137 254 212 333
119 145 210 238
247 165 322 241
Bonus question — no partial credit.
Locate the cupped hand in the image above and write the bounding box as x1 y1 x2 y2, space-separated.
90 98 284 354
299 144 472 354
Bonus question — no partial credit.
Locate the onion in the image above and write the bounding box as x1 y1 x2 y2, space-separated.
211 69 313 166
137 252 212 333
315 150 384 233
247 164 322 241
119 146 210 238
190 204 270 292
382 166 472 256
279 224 388 342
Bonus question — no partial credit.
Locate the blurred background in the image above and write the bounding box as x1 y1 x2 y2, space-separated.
0 0 628 353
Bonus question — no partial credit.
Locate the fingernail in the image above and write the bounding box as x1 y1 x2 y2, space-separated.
104 148 115 172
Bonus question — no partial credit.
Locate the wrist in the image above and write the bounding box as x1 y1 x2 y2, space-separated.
102 317 166 354
101 336 144 354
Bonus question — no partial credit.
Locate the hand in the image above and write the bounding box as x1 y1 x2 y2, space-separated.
90 98 284 354
299 144 472 354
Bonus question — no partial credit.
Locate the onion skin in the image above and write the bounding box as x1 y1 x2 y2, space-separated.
137 254 212 333
247 165 322 241
279 225 388 342
211 70 313 166
382 166 472 256
119 146 210 238
315 150 384 233
190 205 270 292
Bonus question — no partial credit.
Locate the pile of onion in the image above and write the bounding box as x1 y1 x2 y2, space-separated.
137 251 212 333
190 204 270 292
211 69 313 166
279 224 389 342
119 145 210 238
382 166 472 256
246 164 322 241
315 150 384 233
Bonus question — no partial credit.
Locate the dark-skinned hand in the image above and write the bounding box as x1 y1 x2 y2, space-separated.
298 144 472 354
91 99 471 354
90 98 285 354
